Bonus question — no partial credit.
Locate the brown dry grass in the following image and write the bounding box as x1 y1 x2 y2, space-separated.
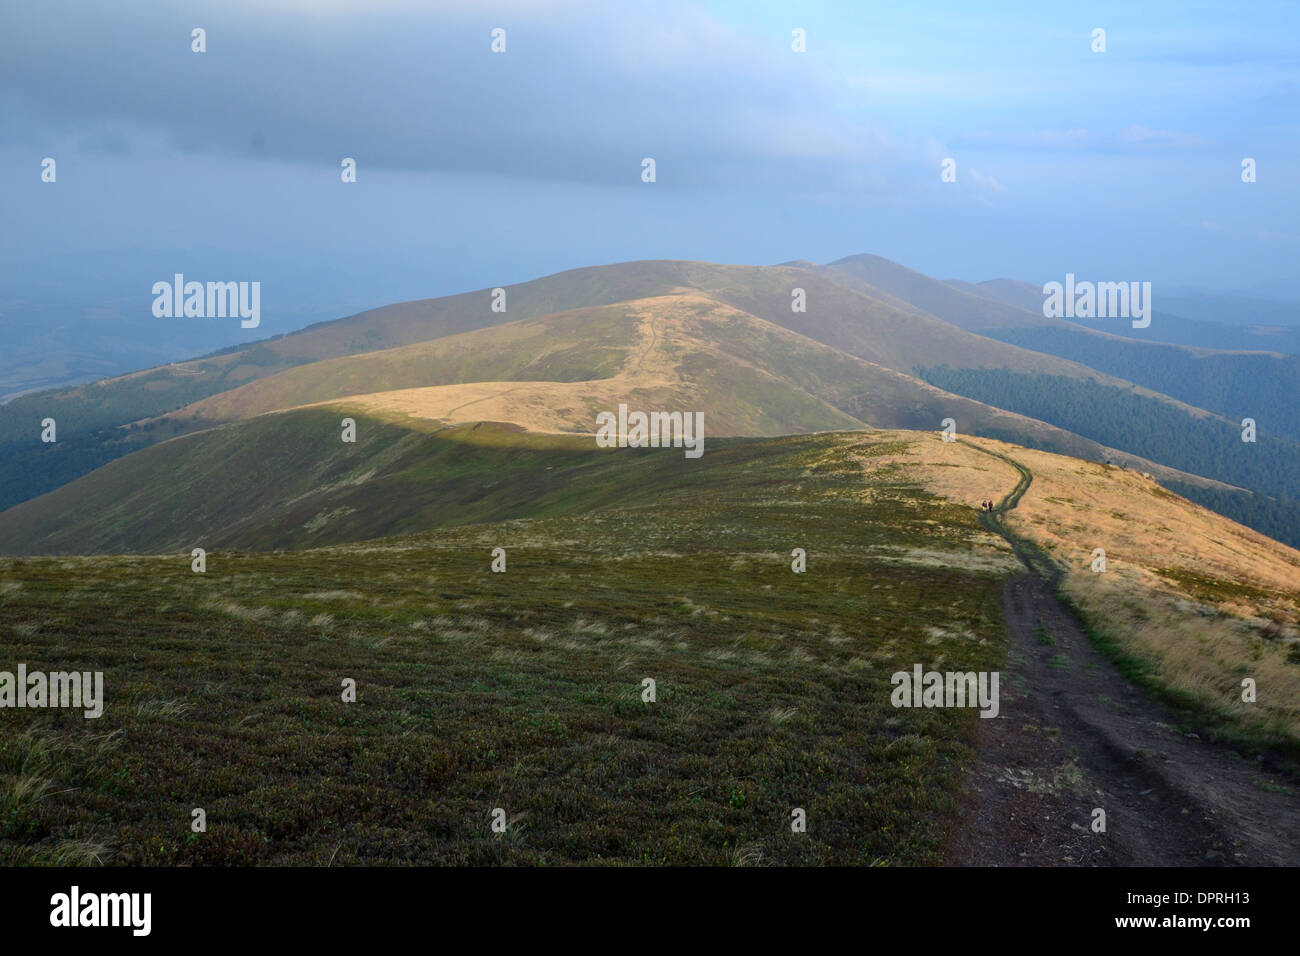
308 293 857 435
306 293 705 432
868 431 1300 748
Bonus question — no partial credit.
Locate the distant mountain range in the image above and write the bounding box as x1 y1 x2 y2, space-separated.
2 253 1300 552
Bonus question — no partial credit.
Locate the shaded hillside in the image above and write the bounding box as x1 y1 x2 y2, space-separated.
0 388 1234 560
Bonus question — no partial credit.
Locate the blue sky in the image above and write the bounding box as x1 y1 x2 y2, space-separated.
1 0 1297 363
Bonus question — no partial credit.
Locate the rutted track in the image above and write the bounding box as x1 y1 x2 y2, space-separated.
948 443 1300 866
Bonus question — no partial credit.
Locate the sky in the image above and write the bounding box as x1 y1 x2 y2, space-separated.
1 0 1298 369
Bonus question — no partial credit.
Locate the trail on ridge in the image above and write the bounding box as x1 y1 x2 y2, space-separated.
947 445 1300 866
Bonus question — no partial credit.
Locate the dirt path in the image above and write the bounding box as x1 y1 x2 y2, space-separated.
947 446 1300 866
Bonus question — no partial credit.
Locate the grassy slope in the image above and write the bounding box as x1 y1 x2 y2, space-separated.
1 258 1165 447
0 359 1233 557
0 259 1104 514
0 261 720 507
0 431 1008 865
7 412 892 556
154 300 648 428
134 291 1064 439
1 258 1239 522
3 428 1297 865
128 290 1237 496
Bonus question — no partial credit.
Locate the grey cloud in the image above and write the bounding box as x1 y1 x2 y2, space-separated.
0 0 917 191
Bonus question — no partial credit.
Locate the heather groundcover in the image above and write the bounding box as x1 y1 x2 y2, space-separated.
0 433 1007 865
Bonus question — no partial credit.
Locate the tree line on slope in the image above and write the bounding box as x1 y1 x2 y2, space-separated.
986 327 1300 426
918 366 1300 549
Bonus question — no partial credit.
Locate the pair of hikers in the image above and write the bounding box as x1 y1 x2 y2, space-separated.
979 496 995 512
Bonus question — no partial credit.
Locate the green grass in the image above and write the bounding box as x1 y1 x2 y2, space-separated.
0 413 983 557
0 432 1011 865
